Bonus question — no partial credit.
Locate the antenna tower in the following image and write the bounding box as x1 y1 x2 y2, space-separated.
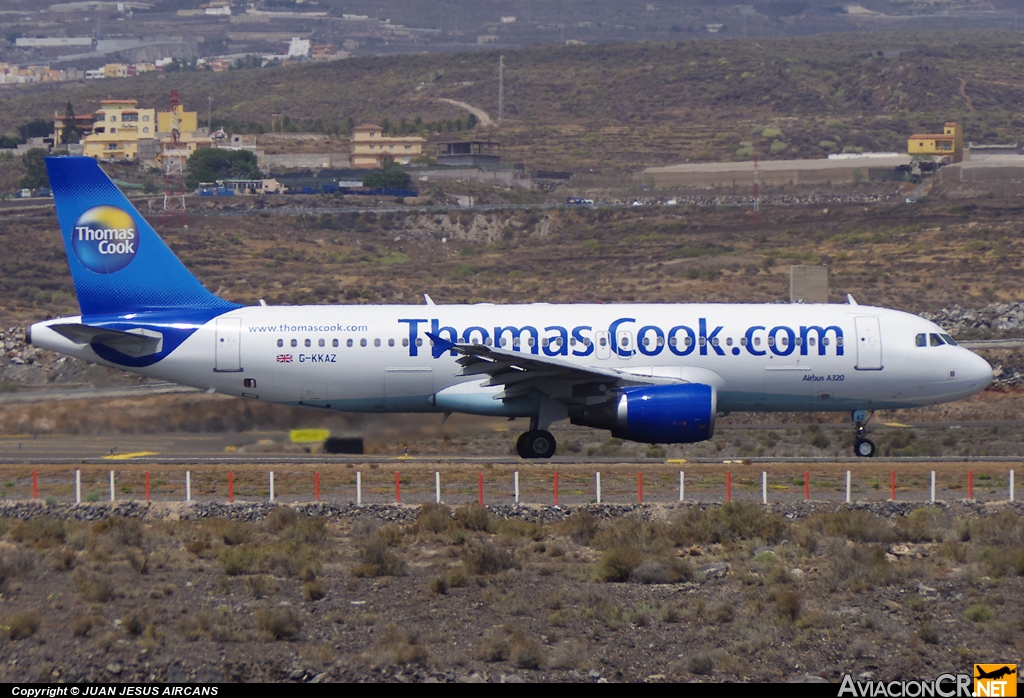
498 55 504 123
162 156 187 228
753 153 761 225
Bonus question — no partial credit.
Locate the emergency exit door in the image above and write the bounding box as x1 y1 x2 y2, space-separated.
214 318 242 372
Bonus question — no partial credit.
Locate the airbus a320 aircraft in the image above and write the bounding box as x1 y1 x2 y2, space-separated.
28 157 993 458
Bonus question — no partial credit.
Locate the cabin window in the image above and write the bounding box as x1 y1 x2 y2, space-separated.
794 337 802 346
669 337 677 347
513 337 520 347
767 336 775 347
332 339 339 347
569 338 576 346
657 336 664 346
542 338 549 347
684 336 693 347
822 338 829 346
318 339 325 347
698 337 706 347
584 338 592 347
277 339 283 347
402 338 409 347
485 337 492 346
359 338 366 347
916 333 927 347
528 337 536 347
779 336 788 347
598 337 606 347
808 337 816 347
725 337 733 346
754 337 761 347
836 337 844 347
291 339 297 347
500 338 508 347
374 338 381 347
416 338 423 346
740 337 747 346
304 339 311 348
388 338 395 347
347 339 353 347
642 337 649 347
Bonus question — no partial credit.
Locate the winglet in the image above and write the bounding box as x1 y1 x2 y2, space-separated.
424 293 435 306
847 294 858 306
425 331 457 359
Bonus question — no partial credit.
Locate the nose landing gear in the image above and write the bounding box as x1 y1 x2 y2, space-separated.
852 410 875 457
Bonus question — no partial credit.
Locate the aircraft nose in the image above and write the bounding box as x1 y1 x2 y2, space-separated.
963 350 993 390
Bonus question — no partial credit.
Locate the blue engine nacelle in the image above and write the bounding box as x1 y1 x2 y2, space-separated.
572 383 716 444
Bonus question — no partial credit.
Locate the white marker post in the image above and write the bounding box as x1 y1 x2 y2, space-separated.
930 471 936 504
595 472 602 504
356 471 362 505
679 471 685 502
1010 470 1015 503
269 471 275 503
846 470 851 504
762 471 768 505
434 471 441 505
185 471 191 503
514 471 520 505
75 469 81 504
110 470 115 502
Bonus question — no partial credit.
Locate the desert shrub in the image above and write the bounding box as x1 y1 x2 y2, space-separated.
476 628 508 662
895 507 948 542
95 516 145 547
71 614 96 637
5 611 40 640
548 640 588 670
219 546 256 576
255 606 303 640
376 623 428 665
455 504 494 532
246 574 273 599
628 557 694 584
969 511 1024 547
266 506 299 534
413 503 454 535
918 618 941 644
221 522 252 546
562 510 600 545
302 580 326 601
73 570 116 602
808 510 896 543
964 604 994 623
673 502 790 545
596 546 645 582
9 516 66 548
125 548 150 575
121 610 146 636
463 540 519 575
258 542 321 579
51 547 76 571
353 531 406 578
428 576 448 595
688 653 714 675
593 519 671 554
775 589 802 621
508 630 546 669
279 518 327 544
711 602 735 624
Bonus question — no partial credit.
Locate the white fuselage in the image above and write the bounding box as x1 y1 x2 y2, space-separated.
29 302 993 419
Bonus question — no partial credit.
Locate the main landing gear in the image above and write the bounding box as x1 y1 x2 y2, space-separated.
852 409 875 458
515 418 557 459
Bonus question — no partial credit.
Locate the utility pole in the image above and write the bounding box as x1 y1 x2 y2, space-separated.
498 55 504 124
207 95 213 133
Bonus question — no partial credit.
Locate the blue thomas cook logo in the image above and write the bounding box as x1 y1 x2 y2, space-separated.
71 205 138 274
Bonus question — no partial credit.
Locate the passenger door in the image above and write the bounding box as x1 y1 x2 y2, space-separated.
214 318 242 372
854 316 883 370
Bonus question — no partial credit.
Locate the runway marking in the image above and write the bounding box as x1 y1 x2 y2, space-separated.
103 451 160 460
884 422 912 427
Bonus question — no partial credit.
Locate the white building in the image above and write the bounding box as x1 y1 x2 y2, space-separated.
287 37 310 58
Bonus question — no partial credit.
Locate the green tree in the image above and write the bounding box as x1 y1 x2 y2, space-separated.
185 148 259 189
17 118 51 143
362 162 412 190
19 148 49 190
62 101 80 145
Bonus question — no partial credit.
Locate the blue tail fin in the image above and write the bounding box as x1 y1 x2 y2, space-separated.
46 156 240 316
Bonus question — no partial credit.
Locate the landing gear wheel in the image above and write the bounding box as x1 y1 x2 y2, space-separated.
516 430 557 459
854 438 876 458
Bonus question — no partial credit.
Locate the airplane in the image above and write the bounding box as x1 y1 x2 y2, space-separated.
26 157 993 459
975 666 1017 681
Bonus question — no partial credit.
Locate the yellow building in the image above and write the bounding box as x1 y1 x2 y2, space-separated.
908 122 963 163
157 104 199 134
351 123 425 168
103 63 129 78
82 99 157 160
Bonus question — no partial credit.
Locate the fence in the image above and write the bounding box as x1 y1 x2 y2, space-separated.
13 467 1020 506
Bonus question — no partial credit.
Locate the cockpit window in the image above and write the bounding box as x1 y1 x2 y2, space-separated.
929 333 944 346
916 333 926 347
940 334 957 346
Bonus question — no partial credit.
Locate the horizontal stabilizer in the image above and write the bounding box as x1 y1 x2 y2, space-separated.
50 323 164 358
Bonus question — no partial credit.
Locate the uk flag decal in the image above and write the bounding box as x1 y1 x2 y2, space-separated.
276 354 293 363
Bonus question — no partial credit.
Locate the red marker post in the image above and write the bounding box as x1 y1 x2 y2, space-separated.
804 471 810 501
228 471 233 503
890 470 896 501
32 471 38 500
726 471 732 503
395 472 401 504
968 470 973 500
553 472 559 506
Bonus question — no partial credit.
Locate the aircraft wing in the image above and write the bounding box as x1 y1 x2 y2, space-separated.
428 333 682 403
